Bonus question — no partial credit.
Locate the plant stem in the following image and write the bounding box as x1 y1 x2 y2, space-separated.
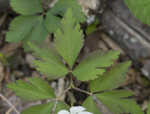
72 86 92 96
70 74 92 96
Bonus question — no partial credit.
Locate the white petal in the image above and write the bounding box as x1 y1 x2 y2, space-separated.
58 110 70 114
70 106 85 113
78 111 93 114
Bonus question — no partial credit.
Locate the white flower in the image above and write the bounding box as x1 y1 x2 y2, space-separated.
58 106 93 114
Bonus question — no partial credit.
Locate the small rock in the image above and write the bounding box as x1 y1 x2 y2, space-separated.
78 0 100 16
31 71 41 77
25 54 35 68
142 60 150 79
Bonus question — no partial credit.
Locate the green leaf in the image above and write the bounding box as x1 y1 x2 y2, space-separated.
28 43 68 79
10 0 42 15
54 9 84 68
45 12 61 33
22 101 69 114
50 0 86 23
22 103 53 114
45 0 86 33
6 16 48 43
147 102 150 114
72 50 120 81
6 16 37 42
125 0 150 25
83 96 101 114
86 19 99 35
55 102 69 114
24 16 48 43
96 90 144 114
90 61 131 92
8 77 55 100
98 90 133 98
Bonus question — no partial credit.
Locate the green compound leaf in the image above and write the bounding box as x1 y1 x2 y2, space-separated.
29 43 68 79
96 90 144 114
25 17 48 43
6 16 37 42
6 16 48 43
72 51 120 81
24 16 48 44
90 61 131 92
22 101 69 114
55 9 84 68
8 77 55 101
10 0 42 15
83 96 101 114
125 0 150 25
45 0 86 33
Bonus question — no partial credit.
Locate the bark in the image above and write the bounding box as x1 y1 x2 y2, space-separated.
101 0 150 79
0 0 9 12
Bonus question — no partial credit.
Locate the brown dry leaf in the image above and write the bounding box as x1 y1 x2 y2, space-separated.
0 43 22 57
123 68 137 86
100 33 125 55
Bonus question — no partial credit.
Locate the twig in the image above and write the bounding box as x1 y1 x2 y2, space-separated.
6 103 18 114
6 107 13 114
0 13 7 27
57 78 66 101
0 93 20 114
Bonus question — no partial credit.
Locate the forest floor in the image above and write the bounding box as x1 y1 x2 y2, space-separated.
0 0 150 114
